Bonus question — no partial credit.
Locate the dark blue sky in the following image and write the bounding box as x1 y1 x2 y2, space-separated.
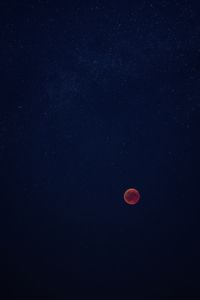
1 1 200 298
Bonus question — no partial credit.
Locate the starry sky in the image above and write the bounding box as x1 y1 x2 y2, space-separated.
1 0 200 299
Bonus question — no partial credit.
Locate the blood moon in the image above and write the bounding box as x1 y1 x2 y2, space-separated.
124 188 140 205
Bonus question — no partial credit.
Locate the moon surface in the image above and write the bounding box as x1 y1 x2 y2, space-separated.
124 188 140 205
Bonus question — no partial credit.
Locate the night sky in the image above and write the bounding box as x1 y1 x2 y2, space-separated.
1 1 200 299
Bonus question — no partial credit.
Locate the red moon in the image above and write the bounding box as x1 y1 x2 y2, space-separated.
124 188 140 205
